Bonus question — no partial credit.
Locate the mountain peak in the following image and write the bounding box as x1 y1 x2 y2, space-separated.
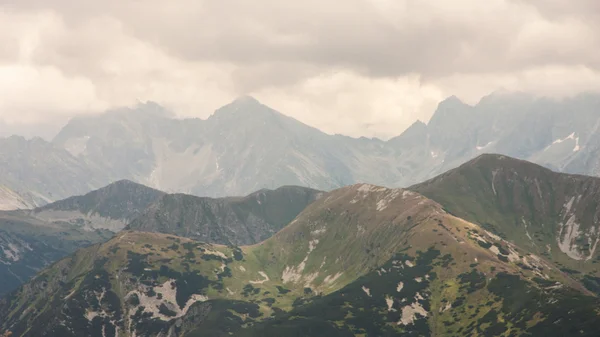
427 95 472 129
441 94 463 104
232 95 261 106
461 153 548 172
35 180 165 227
209 95 282 121
387 119 429 146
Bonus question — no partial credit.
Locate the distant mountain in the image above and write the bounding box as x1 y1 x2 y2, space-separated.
0 211 112 297
33 179 165 231
127 185 323 245
412 153 600 293
0 186 36 211
0 135 107 206
3 184 600 336
3 92 600 205
50 97 403 198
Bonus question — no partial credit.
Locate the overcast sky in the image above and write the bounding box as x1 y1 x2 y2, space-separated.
0 0 599 139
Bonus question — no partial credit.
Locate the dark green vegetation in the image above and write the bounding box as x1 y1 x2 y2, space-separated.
0 213 112 297
2 182 600 336
33 179 165 231
0 180 165 297
126 185 323 245
412 153 600 293
0 182 321 298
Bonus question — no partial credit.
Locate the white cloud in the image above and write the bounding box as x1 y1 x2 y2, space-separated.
0 0 599 139
255 71 444 138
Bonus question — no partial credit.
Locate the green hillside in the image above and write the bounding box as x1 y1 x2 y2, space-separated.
2 183 599 336
412 154 600 293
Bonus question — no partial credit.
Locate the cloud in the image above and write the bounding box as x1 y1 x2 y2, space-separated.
0 0 599 139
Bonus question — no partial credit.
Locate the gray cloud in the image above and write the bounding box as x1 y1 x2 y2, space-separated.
0 0 599 139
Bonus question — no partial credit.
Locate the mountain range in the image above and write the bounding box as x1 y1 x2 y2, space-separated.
2 92 600 208
3 155 600 336
0 181 319 297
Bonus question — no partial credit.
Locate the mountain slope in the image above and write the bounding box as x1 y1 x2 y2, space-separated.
2 184 599 336
411 154 600 292
5 92 600 203
33 179 165 231
0 136 107 206
0 186 36 211
50 98 408 197
0 211 112 297
0 181 164 297
127 186 323 245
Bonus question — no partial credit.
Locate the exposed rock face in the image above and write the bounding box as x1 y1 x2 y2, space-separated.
0 186 36 211
5 93 600 207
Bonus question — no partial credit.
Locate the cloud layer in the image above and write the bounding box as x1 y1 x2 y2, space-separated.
0 0 599 139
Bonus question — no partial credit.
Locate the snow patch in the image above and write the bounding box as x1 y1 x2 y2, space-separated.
311 227 327 236
557 197 600 260
282 238 319 284
249 271 270 284
376 188 402 211
397 282 404 292
386 296 395 311
282 260 306 284
303 272 320 288
398 301 428 325
358 184 377 193
362 286 372 297
557 215 600 261
203 249 228 259
491 170 499 196
522 219 535 244
324 272 343 285
309 239 319 252
127 279 208 321
564 196 576 215
476 141 493 151
0 186 36 211
402 190 415 199
552 132 576 145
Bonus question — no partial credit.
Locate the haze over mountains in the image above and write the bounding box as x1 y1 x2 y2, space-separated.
2 91 600 210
